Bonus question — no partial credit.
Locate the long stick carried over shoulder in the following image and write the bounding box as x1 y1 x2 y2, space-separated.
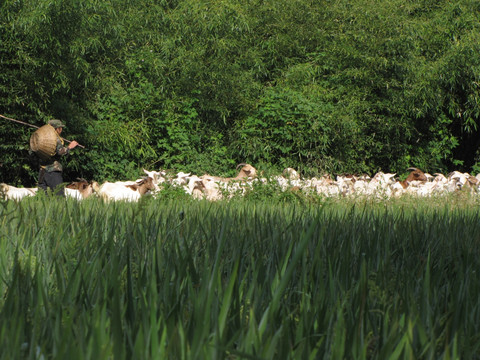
0 114 86 149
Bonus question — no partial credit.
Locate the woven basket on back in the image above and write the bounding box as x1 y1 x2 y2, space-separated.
30 124 59 160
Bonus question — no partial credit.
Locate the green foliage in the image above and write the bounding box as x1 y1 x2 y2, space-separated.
234 88 336 175
155 182 195 201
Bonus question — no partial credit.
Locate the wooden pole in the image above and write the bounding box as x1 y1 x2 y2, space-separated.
0 114 86 149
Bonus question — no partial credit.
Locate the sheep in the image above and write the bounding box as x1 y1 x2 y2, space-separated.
353 177 371 196
305 175 333 196
446 171 480 193
195 163 258 199
143 168 166 182
446 171 469 191
424 173 435 182
172 172 191 186
65 178 97 200
201 163 257 183
366 172 396 197
466 175 479 190
282 167 300 180
404 180 436 197
335 175 356 196
184 175 206 199
270 167 303 191
184 175 203 196
307 175 340 197
0 183 38 200
418 174 449 195
271 174 291 191
8 166 480 201
95 176 155 202
390 181 406 197
399 168 428 189
232 163 257 180
199 177 223 201
143 169 167 191
180 167 480 199
184 175 224 201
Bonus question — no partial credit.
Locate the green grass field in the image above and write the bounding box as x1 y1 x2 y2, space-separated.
1 194 480 359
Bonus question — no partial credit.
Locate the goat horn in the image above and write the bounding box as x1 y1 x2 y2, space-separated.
406 167 420 171
236 163 247 169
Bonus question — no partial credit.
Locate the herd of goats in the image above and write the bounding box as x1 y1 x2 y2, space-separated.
1 164 480 202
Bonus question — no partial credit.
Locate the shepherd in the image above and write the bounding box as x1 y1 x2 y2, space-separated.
32 119 79 196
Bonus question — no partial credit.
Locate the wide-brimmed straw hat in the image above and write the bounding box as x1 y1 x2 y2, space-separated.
48 119 66 129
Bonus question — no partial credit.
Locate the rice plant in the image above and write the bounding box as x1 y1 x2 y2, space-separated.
0 194 479 359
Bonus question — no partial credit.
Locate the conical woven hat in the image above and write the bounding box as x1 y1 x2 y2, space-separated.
30 124 58 160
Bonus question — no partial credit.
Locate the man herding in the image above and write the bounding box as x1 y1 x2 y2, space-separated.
37 119 79 196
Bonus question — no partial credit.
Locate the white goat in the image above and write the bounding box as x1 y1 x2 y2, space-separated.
173 172 191 186
184 175 204 196
0 183 38 200
366 172 396 197
184 175 223 201
198 178 222 201
95 177 155 202
282 167 300 180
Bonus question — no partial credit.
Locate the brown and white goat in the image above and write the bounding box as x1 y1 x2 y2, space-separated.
96 176 155 202
399 168 428 189
65 178 96 200
201 163 257 182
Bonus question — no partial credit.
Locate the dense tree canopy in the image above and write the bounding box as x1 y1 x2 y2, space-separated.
1 0 480 185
